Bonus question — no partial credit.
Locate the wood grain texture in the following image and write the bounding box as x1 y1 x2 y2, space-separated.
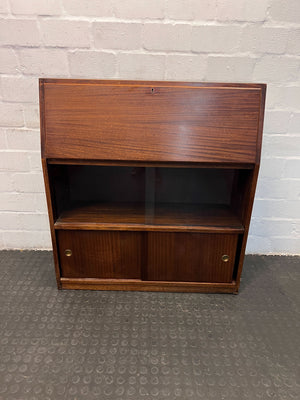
57 230 142 279
41 78 265 90
60 277 238 293
40 79 266 293
54 202 244 233
146 232 238 283
47 159 255 169
41 80 263 163
256 84 267 164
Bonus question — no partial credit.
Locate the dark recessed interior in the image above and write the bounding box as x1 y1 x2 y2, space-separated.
48 164 252 229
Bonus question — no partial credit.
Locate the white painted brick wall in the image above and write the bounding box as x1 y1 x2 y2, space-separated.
269 0 300 23
69 51 117 78
0 19 40 46
216 0 269 22
93 22 142 50
19 48 69 77
113 0 165 19
118 53 165 80
0 0 299 253
241 26 289 54
40 20 90 48
61 0 113 17
10 0 61 16
253 55 299 82
0 0 9 14
165 55 207 81
166 0 216 21
206 56 256 81
1 76 38 102
192 26 243 53
0 49 19 74
144 24 192 52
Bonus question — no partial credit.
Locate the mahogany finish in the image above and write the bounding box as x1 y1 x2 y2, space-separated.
54 203 244 233
60 278 237 293
146 232 238 283
57 230 142 279
42 81 261 163
40 79 266 293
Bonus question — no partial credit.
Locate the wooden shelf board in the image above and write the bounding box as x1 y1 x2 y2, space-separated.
54 202 244 233
47 159 255 169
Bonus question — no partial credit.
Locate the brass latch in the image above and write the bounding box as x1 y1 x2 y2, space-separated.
65 249 72 257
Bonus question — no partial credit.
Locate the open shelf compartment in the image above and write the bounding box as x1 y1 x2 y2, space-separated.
55 202 243 233
49 164 251 233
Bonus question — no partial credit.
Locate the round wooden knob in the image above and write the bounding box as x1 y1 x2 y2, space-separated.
222 254 229 262
65 249 72 257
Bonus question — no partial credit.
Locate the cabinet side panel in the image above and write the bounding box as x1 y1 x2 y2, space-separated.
43 82 261 163
236 87 266 288
39 80 46 158
41 159 62 288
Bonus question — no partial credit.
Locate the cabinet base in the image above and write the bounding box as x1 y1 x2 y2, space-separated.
60 278 239 293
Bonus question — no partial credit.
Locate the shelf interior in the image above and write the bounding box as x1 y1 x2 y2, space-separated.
54 202 244 233
49 164 251 233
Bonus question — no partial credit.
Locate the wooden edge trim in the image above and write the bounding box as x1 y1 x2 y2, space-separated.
60 278 238 293
41 159 61 289
235 164 260 288
54 222 244 234
39 79 46 158
41 78 265 90
47 159 255 169
256 84 267 165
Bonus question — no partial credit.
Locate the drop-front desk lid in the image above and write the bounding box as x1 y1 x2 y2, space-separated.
40 79 266 164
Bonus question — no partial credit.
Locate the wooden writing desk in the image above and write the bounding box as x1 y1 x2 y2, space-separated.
40 79 266 293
